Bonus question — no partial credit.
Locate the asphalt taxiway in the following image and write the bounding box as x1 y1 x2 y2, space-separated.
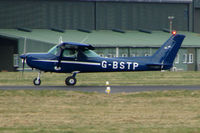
0 85 200 93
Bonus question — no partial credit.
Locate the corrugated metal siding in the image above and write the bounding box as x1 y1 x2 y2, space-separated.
96 2 189 30
194 0 200 8
0 0 44 28
45 1 95 29
0 0 95 29
194 8 200 33
0 0 190 31
197 48 200 70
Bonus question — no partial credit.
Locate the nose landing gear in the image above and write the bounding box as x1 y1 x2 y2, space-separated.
33 71 41 86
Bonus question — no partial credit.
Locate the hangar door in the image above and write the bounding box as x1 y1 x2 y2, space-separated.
0 36 18 71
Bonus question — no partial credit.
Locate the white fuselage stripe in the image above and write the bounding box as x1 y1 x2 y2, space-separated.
33 60 101 66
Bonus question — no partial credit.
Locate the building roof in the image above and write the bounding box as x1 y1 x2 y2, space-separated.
0 29 200 48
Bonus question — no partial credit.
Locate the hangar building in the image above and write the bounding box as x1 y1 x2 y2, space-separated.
0 0 200 71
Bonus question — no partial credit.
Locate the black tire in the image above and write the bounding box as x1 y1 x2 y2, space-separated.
65 76 76 86
33 78 41 86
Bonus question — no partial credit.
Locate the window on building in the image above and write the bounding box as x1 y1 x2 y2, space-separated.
175 54 179 64
188 53 194 64
13 54 19 67
183 54 187 63
99 53 104 57
121 53 128 57
82 50 100 57
131 54 136 57
107 54 113 58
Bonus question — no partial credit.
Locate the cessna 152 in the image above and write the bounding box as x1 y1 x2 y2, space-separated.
20 33 185 86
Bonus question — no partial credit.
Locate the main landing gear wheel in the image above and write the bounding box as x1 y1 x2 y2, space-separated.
65 76 77 86
33 78 41 86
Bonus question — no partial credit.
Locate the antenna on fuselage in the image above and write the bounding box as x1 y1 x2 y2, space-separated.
58 36 63 44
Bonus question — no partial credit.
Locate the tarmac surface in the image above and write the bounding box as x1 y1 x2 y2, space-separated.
0 85 200 93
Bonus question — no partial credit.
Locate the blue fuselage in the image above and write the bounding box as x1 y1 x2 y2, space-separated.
24 53 162 73
19 34 185 86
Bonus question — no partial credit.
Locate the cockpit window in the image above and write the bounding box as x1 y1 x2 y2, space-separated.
63 49 76 57
82 50 100 57
48 45 100 58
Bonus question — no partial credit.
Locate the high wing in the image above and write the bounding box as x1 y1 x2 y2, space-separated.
57 42 95 50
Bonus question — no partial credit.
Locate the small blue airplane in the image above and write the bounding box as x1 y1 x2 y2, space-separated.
20 33 185 86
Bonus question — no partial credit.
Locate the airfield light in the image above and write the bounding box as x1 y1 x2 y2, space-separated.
168 16 175 34
172 30 176 35
105 81 111 94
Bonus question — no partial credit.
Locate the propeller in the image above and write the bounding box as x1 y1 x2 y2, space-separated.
20 54 26 76
22 59 25 75
21 37 27 76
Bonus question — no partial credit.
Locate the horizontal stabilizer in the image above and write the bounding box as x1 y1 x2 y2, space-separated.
147 64 162 69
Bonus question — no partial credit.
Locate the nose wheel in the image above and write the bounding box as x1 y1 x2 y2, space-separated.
33 71 41 86
33 78 41 86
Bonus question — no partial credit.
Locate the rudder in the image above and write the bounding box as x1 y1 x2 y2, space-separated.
152 34 185 70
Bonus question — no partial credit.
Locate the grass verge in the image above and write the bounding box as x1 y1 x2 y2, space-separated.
0 90 200 133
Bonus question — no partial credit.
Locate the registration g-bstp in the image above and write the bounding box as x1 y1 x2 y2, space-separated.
101 61 139 70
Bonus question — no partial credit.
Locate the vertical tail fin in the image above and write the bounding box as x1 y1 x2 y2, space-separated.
152 34 185 70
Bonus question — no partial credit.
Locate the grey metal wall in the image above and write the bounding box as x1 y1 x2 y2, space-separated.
0 0 189 31
194 0 200 8
96 2 189 30
194 8 200 33
0 37 18 71
0 0 95 29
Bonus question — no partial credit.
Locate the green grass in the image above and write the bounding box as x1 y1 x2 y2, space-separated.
1 71 200 86
1 72 200 132
0 90 200 133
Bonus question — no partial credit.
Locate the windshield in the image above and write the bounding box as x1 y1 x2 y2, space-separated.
48 45 59 55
